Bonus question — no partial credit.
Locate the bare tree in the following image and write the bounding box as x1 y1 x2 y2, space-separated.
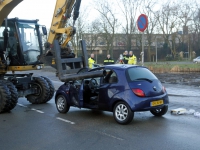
175 2 193 59
69 5 90 56
142 0 159 61
82 20 102 53
192 1 200 56
152 2 180 58
116 0 142 51
92 0 120 57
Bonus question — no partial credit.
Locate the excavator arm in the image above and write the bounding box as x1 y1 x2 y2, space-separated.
0 0 23 25
48 0 81 48
0 0 88 78
0 0 81 48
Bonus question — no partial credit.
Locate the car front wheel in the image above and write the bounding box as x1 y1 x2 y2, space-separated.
56 95 70 113
150 105 168 116
113 102 134 125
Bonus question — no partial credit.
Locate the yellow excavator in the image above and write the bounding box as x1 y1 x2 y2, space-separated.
0 0 89 113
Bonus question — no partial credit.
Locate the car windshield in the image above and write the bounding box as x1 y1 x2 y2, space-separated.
126 67 158 82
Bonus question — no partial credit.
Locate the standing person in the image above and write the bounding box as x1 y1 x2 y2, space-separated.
128 51 137 65
103 54 114 65
123 50 129 64
8 31 18 65
88 53 96 69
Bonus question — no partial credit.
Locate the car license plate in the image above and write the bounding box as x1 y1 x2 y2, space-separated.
151 100 163 106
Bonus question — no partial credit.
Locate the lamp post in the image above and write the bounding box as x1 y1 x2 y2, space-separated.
155 37 157 63
142 32 144 66
188 42 189 60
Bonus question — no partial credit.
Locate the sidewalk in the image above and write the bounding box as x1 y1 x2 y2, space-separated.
163 83 200 97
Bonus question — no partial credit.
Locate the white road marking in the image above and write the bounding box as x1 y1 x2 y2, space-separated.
17 103 27 107
17 103 74 124
94 130 124 141
31 108 44 114
56 117 75 124
17 103 44 113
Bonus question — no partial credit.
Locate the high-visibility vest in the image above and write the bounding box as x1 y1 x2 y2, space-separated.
128 55 137 65
103 58 114 65
88 57 95 68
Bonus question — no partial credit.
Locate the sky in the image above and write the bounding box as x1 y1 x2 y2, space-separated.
8 0 93 29
7 0 163 31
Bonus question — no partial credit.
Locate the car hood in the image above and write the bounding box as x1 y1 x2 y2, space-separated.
128 79 165 97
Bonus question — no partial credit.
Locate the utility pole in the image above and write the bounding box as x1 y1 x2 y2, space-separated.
155 37 157 63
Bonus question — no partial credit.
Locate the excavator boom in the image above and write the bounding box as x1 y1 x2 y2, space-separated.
0 0 23 25
48 0 81 48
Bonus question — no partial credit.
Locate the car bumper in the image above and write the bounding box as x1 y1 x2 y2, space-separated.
129 94 169 112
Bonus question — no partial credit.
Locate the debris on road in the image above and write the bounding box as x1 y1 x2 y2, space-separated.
171 108 200 119
171 108 187 115
194 112 200 118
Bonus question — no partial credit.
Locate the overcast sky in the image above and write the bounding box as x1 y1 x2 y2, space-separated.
8 0 92 29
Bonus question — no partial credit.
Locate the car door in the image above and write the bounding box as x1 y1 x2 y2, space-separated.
69 80 83 108
98 69 119 110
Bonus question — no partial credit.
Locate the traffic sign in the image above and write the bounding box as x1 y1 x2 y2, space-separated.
137 14 148 32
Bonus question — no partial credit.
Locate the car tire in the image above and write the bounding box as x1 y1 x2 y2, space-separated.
56 95 70 113
150 105 168 116
113 101 134 125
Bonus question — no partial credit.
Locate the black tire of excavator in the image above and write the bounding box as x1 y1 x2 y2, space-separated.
41 76 55 102
25 77 50 104
0 83 12 113
0 80 18 111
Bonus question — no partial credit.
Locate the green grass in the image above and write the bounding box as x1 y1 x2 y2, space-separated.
144 62 200 73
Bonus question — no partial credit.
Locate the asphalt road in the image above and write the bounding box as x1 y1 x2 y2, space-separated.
0 68 200 150
0 93 200 150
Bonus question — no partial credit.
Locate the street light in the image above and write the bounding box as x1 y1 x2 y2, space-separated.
155 37 157 63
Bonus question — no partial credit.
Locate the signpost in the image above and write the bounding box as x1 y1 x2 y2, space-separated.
137 14 148 66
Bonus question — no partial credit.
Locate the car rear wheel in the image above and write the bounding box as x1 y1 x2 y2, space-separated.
56 95 70 113
113 102 134 125
150 105 168 116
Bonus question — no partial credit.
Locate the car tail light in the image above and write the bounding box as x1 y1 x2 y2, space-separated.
132 88 145 97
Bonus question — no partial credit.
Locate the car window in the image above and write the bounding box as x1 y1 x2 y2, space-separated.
102 69 118 84
126 67 157 82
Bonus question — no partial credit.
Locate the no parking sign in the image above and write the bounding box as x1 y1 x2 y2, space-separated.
137 14 148 66
137 14 148 32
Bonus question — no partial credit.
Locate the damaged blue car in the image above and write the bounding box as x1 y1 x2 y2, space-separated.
55 64 169 125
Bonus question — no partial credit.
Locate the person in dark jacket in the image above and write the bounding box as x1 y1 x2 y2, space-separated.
123 50 129 64
103 54 114 65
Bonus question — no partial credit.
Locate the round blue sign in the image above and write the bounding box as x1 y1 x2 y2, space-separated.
137 14 148 32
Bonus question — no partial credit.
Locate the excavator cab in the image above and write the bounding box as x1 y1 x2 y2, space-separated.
0 18 44 68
